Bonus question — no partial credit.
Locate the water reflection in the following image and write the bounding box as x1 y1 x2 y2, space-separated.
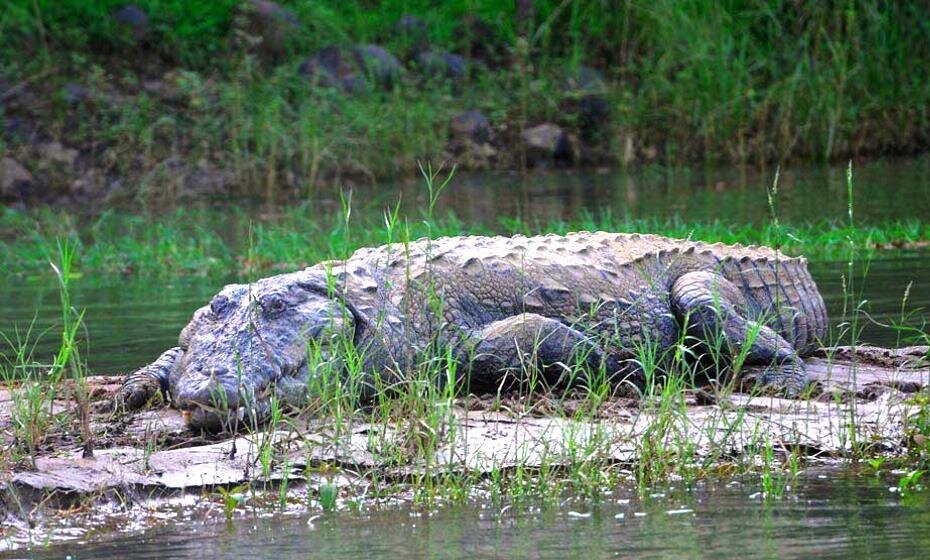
345 157 930 225
18 472 930 559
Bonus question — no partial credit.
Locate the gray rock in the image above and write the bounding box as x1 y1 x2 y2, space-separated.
36 141 78 168
450 110 490 143
566 66 607 94
299 44 402 92
563 67 610 139
1 116 39 144
521 124 574 167
183 160 235 197
0 157 33 199
416 51 468 81
353 44 403 88
298 46 365 93
241 0 300 56
112 4 150 40
70 169 108 200
393 14 429 58
62 83 88 105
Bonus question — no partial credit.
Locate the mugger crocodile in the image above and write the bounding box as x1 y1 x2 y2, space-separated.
117 232 828 431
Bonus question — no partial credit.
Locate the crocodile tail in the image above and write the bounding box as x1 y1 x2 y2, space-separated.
727 256 828 356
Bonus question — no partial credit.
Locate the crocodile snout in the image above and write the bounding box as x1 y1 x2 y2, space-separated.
174 366 245 411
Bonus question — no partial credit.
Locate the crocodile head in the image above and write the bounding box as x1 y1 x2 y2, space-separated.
171 269 356 431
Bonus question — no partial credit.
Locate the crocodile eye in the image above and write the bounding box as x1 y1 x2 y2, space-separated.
261 294 288 318
210 295 229 317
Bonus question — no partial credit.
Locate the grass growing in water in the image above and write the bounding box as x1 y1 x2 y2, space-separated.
2 204 928 278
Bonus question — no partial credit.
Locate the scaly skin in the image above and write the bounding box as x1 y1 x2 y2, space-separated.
117 232 828 431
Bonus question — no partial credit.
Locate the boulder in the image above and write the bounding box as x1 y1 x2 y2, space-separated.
562 66 610 139
416 51 468 82
353 44 403 88
299 44 402 93
521 123 574 167
183 160 235 197
61 83 88 105
36 141 78 168
298 46 365 93
1 116 39 144
240 0 300 56
0 157 34 199
450 110 490 143
111 4 151 40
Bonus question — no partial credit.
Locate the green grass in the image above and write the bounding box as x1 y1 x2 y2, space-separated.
1 203 927 278
2 2 930 199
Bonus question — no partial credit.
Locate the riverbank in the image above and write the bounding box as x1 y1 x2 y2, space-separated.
2 345 928 550
3 2 930 203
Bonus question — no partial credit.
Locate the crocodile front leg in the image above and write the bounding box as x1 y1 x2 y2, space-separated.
671 271 808 395
461 313 628 391
116 347 183 410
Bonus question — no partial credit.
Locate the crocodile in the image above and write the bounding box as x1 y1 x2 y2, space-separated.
117 232 828 431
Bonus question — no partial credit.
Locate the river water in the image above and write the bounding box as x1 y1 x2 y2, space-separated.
10 471 930 559
1 159 929 557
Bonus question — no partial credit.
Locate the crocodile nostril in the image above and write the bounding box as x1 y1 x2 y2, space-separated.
208 366 230 377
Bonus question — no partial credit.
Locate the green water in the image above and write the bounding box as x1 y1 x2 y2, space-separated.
10 471 930 559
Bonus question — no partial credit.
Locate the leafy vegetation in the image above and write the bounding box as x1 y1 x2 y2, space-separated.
2 1 930 200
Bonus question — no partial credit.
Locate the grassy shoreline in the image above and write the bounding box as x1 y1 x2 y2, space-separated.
3 204 929 278
3 2 930 201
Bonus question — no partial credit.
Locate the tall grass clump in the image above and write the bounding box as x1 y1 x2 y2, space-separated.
1 240 93 466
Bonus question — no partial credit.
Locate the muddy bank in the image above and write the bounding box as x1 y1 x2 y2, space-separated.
1 346 926 500
0 347 930 542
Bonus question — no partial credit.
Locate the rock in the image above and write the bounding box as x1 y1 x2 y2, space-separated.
353 44 403 88
61 83 88 105
70 169 109 200
298 46 365 93
240 0 300 56
416 51 468 82
299 44 402 93
111 4 150 40
1 116 39 144
183 160 235 197
0 157 33 199
563 67 610 139
36 141 78 168
450 110 490 143
521 123 574 167
566 66 607 93
393 14 429 58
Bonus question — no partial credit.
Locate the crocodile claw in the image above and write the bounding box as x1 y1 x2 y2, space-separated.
116 374 164 411
754 361 808 398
